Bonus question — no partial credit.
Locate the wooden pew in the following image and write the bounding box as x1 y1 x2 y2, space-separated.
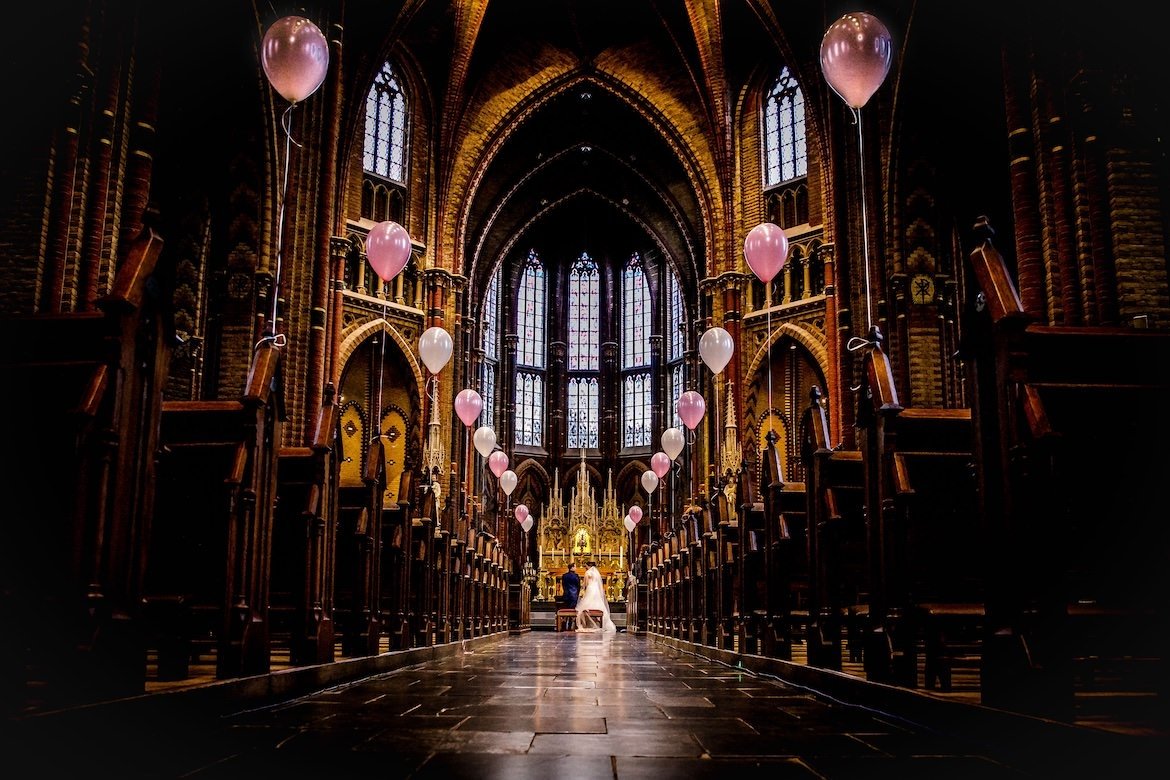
737 462 765 654
149 342 282 679
382 466 414 650
332 431 385 657
273 391 338 666
410 507 435 646
700 485 722 647
892 409 981 691
713 477 738 650
758 430 808 660
856 334 983 688
648 535 664 635
964 218 1170 720
681 505 703 642
435 526 452 643
447 521 467 637
0 227 167 708
450 532 467 640
801 387 866 671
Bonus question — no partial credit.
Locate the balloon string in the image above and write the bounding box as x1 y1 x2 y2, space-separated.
668 454 675 534
846 334 877 353
853 106 875 332
766 299 773 430
253 333 287 351
375 301 387 437
686 426 696 507
258 102 299 351
281 102 304 149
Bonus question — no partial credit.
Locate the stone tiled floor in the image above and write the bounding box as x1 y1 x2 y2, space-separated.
6 632 1165 778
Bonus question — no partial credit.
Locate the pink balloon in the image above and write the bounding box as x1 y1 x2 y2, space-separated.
676 390 706 431
454 388 483 427
488 450 509 479
820 12 893 109
367 221 412 282
743 223 789 284
514 504 529 523
261 16 330 104
651 451 671 479
628 505 643 524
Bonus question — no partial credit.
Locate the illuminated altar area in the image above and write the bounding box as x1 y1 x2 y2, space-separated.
534 454 630 603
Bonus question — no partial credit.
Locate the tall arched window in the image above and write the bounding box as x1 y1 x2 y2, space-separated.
763 66 806 188
666 266 684 429
567 253 600 449
515 250 546 447
479 267 500 428
364 62 408 183
622 253 652 448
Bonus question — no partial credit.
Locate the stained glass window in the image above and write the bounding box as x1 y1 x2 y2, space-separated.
481 366 496 429
667 266 683 362
763 66 806 188
567 377 599 449
621 253 652 449
483 268 499 362
364 62 407 183
479 267 500 427
566 252 599 449
666 265 685 429
515 372 544 447
517 250 545 369
623 373 652 447
622 254 650 369
515 250 545 447
568 254 599 371
670 363 683 429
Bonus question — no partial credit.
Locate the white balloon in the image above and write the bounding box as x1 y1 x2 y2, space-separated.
641 469 659 494
698 326 734 375
419 326 453 374
661 427 685 461
623 516 636 533
473 425 497 458
521 516 534 533
500 469 518 496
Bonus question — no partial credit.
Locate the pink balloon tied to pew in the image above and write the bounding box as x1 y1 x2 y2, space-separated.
259 16 330 349
819 11 893 337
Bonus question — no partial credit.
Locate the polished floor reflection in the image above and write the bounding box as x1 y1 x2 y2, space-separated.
7 632 1164 778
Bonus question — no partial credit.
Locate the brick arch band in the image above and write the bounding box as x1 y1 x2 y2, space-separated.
742 322 828 386
338 316 427 405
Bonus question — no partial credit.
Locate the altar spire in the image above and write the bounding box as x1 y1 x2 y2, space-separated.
535 450 628 600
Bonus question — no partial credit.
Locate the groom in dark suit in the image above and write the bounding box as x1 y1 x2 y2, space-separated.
561 563 580 609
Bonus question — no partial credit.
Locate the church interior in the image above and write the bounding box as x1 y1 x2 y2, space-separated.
1 0 1167 775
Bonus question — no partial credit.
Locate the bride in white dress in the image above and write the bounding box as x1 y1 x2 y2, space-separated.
575 563 617 633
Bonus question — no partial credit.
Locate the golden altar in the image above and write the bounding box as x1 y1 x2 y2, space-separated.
534 454 632 603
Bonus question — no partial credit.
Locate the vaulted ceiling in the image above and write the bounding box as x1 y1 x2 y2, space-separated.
341 0 826 296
